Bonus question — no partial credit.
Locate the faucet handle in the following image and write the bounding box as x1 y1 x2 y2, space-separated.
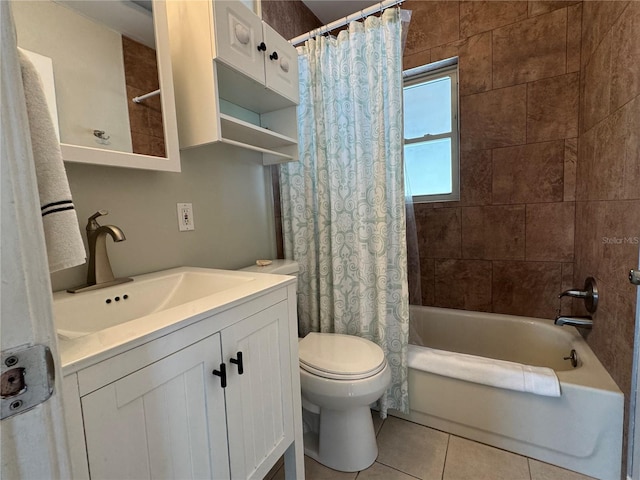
87 210 109 230
558 277 599 314
558 289 588 299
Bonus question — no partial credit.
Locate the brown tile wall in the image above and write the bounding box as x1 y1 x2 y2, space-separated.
574 2 640 469
404 0 580 320
122 36 165 157
262 0 322 41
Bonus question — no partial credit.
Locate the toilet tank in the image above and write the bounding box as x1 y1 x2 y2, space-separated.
240 259 299 276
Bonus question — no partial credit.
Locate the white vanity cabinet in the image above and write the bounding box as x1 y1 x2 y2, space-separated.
165 0 299 165
61 287 302 479
81 333 231 479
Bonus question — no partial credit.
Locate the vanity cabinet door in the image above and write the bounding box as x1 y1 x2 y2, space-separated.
81 333 230 480
223 301 295 479
213 0 265 85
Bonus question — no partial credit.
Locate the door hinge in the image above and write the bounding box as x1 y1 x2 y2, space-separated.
1 345 55 420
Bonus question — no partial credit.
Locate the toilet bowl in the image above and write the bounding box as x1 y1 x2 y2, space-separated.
299 332 391 472
240 260 391 472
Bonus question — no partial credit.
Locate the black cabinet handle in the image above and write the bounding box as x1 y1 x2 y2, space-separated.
230 352 244 375
269 51 279 61
257 42 267 52
212 363 227 388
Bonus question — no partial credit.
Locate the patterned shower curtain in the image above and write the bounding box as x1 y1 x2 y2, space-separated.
280 8 409 416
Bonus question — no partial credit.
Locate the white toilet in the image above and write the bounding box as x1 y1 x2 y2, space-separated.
298 332 391 472
240 260 391 472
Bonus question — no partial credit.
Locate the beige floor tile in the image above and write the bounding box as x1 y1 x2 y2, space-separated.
357 462 420 479
529 459 596 480
443 436 530 480
272 456 357 480
376 416 449 480
264 455 284 480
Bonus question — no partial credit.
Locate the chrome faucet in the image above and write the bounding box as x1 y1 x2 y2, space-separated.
68 210 132 293
558 277 599 313
554 315 593 329
554 277 598 329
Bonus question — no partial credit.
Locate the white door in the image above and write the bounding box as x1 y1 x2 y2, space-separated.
263 22 299 104
223 301 294 480
1 2 71 477
81 333 230 480
213 0 265 85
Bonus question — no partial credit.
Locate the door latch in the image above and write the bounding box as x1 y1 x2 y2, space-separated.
1 345 55 420
631 269 640 286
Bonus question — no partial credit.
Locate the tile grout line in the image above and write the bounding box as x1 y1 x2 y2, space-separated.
441 433 451 480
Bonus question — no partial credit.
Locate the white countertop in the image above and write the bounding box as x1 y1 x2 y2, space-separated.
54 267 295 374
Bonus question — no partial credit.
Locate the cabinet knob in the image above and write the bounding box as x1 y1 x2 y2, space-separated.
257 42 267 52
230 352 244 375
212 363 227 388
269 51 279 61
234 24 250 45
279 58 289 73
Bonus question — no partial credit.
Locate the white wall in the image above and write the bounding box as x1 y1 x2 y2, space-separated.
50 144 277 292
12 1 133 153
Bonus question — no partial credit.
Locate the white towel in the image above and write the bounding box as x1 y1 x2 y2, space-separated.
408 344 561 398
19 49 86 272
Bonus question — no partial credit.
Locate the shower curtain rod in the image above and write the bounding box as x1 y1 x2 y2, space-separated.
290 0 403 46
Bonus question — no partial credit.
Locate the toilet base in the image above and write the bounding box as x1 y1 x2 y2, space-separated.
302 405 378 472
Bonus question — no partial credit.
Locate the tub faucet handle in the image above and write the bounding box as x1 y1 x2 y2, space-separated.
558 277 598 314
559 289 587 299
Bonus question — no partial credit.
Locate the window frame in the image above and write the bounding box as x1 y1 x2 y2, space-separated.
403 60 460 203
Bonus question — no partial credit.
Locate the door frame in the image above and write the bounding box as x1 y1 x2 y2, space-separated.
627 246 640 480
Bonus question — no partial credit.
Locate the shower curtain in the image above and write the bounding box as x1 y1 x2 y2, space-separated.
280 8 409 416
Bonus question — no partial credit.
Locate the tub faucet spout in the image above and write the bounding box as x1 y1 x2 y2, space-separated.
554 315 593 329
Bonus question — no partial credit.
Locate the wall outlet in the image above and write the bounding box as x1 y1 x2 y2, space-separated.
177 203 195 231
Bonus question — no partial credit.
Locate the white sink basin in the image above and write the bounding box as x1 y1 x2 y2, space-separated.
53 268 255 339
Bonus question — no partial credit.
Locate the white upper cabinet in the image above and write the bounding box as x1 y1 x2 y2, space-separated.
213 1 265 85
166 0 299 165
13 0 181 172
263 22 299 103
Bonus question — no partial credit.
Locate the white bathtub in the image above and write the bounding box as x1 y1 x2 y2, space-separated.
391 306 623 480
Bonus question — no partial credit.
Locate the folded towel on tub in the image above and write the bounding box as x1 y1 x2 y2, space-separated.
408 344 561 397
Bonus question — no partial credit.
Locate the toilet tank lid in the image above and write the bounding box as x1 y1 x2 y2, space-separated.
239 259 299 275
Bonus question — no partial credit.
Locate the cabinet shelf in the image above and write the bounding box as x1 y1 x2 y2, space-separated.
219 138 294 165
217 62 297 114
220 138 295 165
219 114 296 150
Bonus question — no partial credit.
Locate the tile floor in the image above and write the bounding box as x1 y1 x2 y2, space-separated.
270 414 596 480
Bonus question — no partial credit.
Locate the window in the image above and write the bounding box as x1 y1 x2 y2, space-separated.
403 61 459 203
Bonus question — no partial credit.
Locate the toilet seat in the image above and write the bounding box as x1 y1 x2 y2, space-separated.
299 333 387 380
